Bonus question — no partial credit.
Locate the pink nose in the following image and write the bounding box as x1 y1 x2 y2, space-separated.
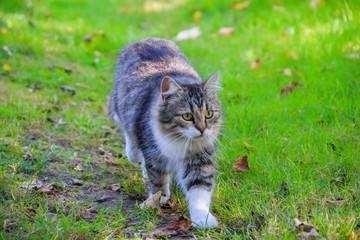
198 127 205 133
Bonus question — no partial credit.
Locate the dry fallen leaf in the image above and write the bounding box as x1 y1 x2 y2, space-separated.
2 219 15 232
151 216 191 237
243 141 251 151
174 27 201 41
64 67 72 73
293 218 326 240
281 81 304 96
60 85 76 96
30 82 41 92
140 191 166 209
3 46 12 56
161 199 175 209
284 68 292 76
46 116 67 125
218 27 236 35
74 164 84 171
23 151 33 161
251 59 260 70
325 198 346 207
192 11 202 22
82 33 93 42
71 178 84 185
233 155 250 172
21 178 56 195
284 50 298 60
231 1 250 10
3 64 10 72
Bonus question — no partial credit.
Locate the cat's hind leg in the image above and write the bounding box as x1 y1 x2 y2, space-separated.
125 135 144 165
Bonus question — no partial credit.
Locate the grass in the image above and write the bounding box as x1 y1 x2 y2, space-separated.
1 0 360 239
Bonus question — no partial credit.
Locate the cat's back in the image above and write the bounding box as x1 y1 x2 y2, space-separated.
115 38 200 84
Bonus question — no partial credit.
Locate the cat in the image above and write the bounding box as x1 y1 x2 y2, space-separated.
108 38 222 228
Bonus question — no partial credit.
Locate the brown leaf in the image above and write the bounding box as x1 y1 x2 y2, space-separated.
330 176 346 184
151 216 191 237
161 199 175 209
171 216 191 234
151 228 178 237
64 67 72 73
293 218 318 232
233 155 250 172
140 191 166 209
308 210 314 218
284 50 298 60
46 116 67 125
2 219 15 232
95 194 112 203
60 85 76 96
21 178 56 195
293 218 327 240
110 183 121 191
23 151 33 161
82 33 93 42
251 59 260 70
328 141 336 151
325 198 346 207
281 85 292 95
30 82 41 91
231 1 250 10
71 178 84 185
218 27 236 35
74 164 84 171
36 185 56 195
281 81 304 96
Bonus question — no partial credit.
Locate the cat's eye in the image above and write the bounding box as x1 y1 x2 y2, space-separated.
182 113 193 121
205 110 214 119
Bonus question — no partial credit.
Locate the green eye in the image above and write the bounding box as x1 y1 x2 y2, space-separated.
205 110 214 119
182 113 193 121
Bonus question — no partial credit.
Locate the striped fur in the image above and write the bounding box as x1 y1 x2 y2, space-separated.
108 38 222 228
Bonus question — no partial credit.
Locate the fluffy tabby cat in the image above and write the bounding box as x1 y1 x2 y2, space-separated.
108 38 222 228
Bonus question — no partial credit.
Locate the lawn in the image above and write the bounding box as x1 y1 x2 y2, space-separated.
1 0 360 239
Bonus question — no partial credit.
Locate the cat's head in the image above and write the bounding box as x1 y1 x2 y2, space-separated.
157 72 222 144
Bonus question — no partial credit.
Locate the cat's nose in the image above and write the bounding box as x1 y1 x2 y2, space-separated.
198 127 205 134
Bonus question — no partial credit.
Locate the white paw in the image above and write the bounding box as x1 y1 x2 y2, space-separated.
160 194 170 204
191 210 218 229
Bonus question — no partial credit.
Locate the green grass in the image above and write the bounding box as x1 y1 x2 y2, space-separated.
1 0 360 239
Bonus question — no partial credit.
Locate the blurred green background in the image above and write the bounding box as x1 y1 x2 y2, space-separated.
1 0 359 239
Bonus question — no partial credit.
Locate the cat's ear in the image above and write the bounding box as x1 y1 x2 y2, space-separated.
204 71 221 95
160 76 183 101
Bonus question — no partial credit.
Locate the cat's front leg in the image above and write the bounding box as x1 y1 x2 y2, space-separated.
186 187 218 228
180 160 218 228
146 163 171 202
